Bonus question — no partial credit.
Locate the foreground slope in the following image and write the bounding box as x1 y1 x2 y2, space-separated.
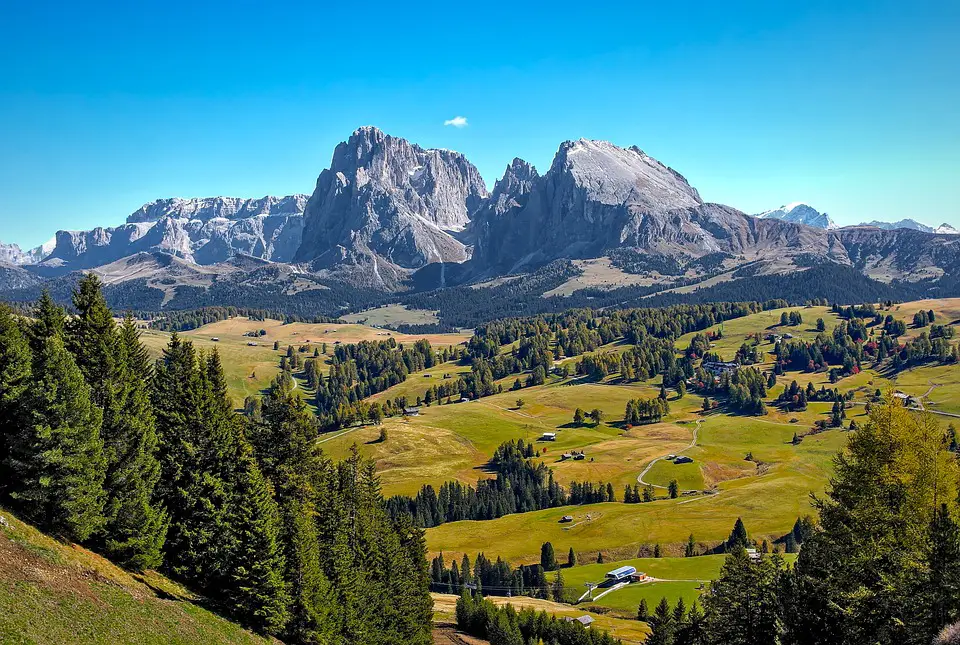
0 508 272 645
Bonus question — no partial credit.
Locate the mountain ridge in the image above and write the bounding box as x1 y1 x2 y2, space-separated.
2 127 959 311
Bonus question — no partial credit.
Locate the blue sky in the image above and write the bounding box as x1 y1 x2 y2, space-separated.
1 0 958 248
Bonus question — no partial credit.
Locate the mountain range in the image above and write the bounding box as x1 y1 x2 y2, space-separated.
2 127 960 320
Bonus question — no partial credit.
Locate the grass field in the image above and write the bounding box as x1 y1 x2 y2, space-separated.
563 553 798 616
0 507 270 645
423 404 847 566
342 304 441 327
323 378 705 497
139 316 470 407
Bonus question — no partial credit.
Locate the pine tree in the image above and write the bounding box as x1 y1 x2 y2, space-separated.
638 598 650 622
726 517 749 551
151 335 233 588
66 273 116 406
550 570 565 603
99 316 168 570
7 304 106 541
0 305 31 497
250 387 339 643
669 479 680 499
702 549 783 645
540 541 557 571
221 443 290 635
568 546 576 567
781 400 960 643
923 504 960 639
685 534 696 557
648 597 675 645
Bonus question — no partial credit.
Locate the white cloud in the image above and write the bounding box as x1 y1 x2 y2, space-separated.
443 116 468 128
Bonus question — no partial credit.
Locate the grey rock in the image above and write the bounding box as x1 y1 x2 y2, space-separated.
294 126 489 284
38 195 307 273
472 138 845 272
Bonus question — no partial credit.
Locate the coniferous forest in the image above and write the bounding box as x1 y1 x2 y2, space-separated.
0 275 432 644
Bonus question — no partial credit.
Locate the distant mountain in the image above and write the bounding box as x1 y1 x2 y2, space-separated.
470 139 843 273
756 203 837 229
33 195 307 274
294 126 488 288
858 218 959 235
3 127 960 317
0 238 55 265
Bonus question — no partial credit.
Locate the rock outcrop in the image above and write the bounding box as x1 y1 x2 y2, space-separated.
37 195 307 272
471 139 847 272
294 126 489 285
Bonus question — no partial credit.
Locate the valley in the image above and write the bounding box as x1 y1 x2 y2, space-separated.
149 297 958 640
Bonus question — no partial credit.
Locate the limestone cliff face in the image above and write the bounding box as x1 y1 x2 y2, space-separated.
38 195 307 271
9 128 960 295
470 139 847 272
294 126 489 282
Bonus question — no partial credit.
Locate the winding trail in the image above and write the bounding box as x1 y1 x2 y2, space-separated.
636 417 704 490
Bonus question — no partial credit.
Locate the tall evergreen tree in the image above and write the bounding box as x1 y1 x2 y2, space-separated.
221 442 290 635
6 297 105 541
251 387 338 643
701 549 783 645
0 305 31 497
100 315 167 570
151 335 234 588
66 273 116 405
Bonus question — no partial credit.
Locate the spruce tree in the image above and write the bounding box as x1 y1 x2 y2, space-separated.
0 305 31 497
648 597 675 645
7 304 106 541
100 315 168 570
540 541 557 571
251 387 338 643
701 548 783 645
66 273 116 405
151 335 233 588
221 443 290 635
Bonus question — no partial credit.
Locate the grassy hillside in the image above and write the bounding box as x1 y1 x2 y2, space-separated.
0 508 272 645
138 316 470 406
560 554 798 616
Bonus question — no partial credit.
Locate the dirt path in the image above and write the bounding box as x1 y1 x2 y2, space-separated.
636 417 703 490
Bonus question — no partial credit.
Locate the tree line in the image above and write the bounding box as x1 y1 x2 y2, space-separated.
456 593 620 645
0 276 433 643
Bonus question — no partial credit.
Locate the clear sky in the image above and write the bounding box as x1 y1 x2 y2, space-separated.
2 0 959 248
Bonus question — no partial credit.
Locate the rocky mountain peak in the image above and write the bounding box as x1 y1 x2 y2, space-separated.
295 128 490 279
492 158 539 200
550 138 702 209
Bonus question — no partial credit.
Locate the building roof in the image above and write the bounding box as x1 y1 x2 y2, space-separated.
605 565 637 578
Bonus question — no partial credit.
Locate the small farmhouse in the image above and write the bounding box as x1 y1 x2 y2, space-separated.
403 407 421 416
